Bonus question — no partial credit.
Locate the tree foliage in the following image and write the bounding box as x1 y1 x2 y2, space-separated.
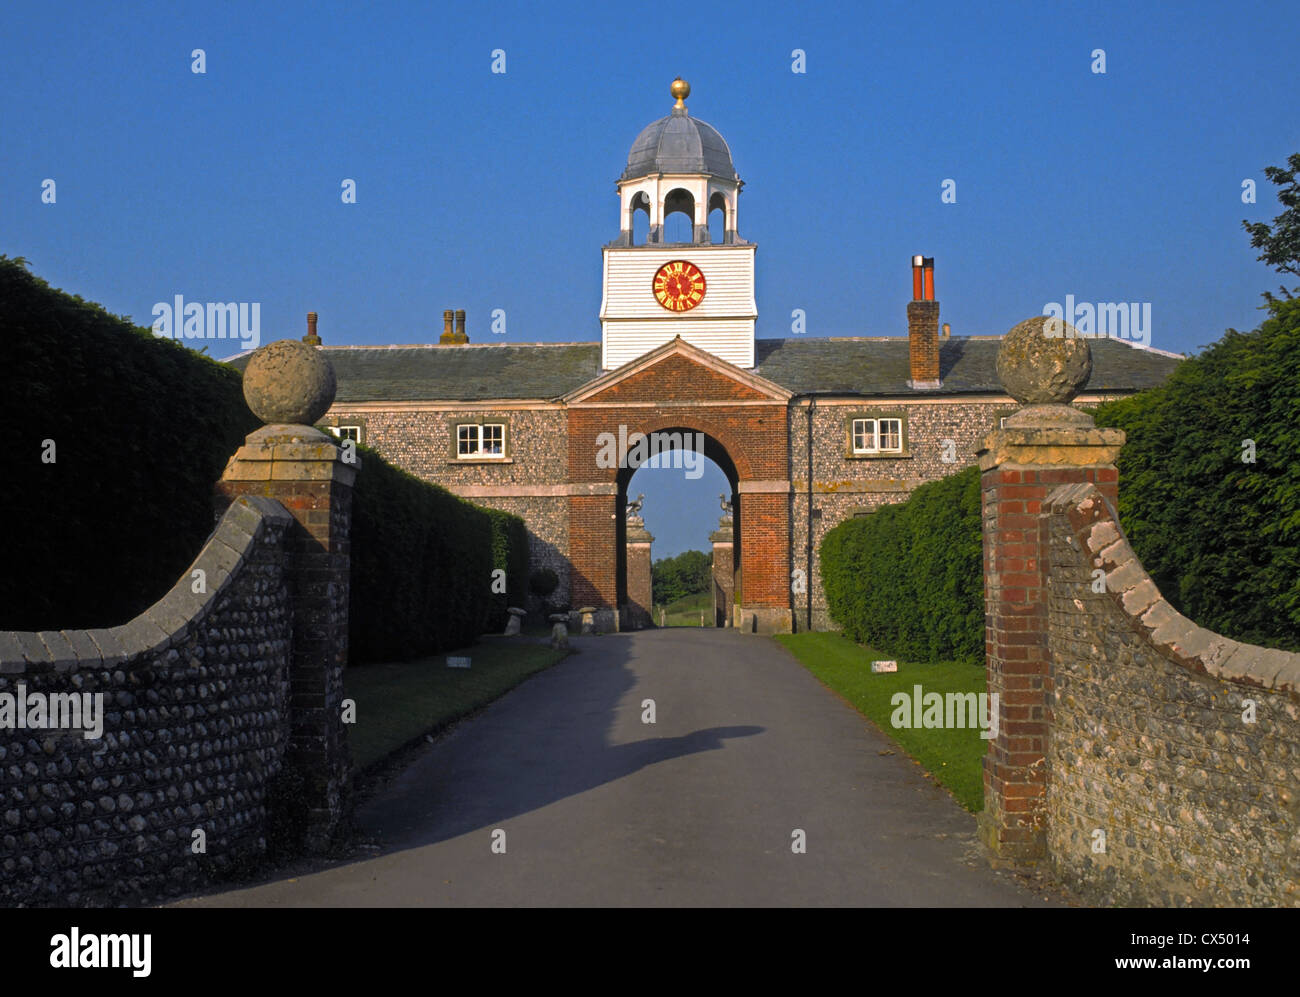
820 466 983 664
1092 297 1300 651
1243 151 1300 281
652 549 713 605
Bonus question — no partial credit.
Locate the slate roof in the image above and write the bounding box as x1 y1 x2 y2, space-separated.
226 343 603 403
224 337 1181 403
753 336 1183 396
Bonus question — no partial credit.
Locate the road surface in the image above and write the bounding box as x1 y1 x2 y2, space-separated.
179 629 1062 907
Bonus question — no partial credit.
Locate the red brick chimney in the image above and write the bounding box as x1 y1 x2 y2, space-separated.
303 311 321 346
908 256 940 389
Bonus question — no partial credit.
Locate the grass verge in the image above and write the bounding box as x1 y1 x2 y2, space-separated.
653 591 714 627
774 631 988 812
343 639 568 772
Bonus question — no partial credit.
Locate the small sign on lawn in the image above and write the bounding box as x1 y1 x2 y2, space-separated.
871 660 898 673
446 656 472 669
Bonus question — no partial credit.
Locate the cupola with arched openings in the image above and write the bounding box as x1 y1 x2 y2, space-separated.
611 78 745 247
600 79 757 370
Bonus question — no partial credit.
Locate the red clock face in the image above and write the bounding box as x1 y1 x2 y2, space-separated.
653 260 706 312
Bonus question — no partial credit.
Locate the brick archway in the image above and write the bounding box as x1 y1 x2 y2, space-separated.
613 425 741 625
564 340 793 633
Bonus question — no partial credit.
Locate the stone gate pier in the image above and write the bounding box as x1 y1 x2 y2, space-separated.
215 339 359 853
624 514 654 629
0 337 360 905
978 317 1300 906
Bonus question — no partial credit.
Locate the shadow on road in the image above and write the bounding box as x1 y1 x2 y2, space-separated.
174 628 1069 907
355 631 762 851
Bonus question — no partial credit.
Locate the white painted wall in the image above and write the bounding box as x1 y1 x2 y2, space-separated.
601 244 756 369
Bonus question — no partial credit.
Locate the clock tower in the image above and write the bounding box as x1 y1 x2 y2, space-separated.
600 79 756 369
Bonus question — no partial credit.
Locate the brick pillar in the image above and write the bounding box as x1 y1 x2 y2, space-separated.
215 338 357 854
215 423 357 852
568 490 618 612
735 489 792 633
976 401 1123 861
710 517 734 627
625 516 653 629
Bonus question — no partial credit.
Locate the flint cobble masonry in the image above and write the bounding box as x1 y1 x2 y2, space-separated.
971 320 1300 905
0 497 294 906
326 407 572 610
253 329 1178 635
789 399 1106 630
1044 483 1300 907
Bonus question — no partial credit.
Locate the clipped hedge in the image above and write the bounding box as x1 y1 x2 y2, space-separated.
1093 296 1300 651
820 466 982 664
0 256 259 630
1 257 532 659
349 444 529 663
485 507 530 631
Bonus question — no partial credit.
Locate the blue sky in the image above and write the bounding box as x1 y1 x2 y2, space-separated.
4 0 1297 558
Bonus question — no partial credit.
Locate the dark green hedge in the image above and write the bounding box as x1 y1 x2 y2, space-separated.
820 466 982 664
349 445 529 663
485 507 530 631
1093 297 1300 651
0 256 259 630
0 257 532 660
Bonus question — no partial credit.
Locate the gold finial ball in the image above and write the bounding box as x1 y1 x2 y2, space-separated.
670 77 690 103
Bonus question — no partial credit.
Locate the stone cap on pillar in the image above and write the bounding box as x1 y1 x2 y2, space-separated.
978 315 1125 468
226 338 360 482
710 515 734 544
626 516 654 544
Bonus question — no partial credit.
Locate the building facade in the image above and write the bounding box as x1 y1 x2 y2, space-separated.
237 80 1182 633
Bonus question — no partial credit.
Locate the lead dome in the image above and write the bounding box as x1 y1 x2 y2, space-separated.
621 109 738 182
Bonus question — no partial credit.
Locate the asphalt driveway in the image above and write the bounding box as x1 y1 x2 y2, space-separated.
179 629 1060 907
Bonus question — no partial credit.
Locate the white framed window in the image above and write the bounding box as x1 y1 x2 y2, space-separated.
328 425 362 443
850 417 903 454
456 422 506 458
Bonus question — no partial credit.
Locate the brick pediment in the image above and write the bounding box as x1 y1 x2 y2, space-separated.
564 337 791 405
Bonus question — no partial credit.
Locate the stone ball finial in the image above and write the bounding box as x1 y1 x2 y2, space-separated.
996 316 1093 405
241 339 337 425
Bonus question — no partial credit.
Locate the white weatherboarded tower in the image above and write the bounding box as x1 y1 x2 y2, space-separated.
600 79 756 370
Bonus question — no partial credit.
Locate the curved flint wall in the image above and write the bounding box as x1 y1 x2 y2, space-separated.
1046 482 1300 906
0 496 294 906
